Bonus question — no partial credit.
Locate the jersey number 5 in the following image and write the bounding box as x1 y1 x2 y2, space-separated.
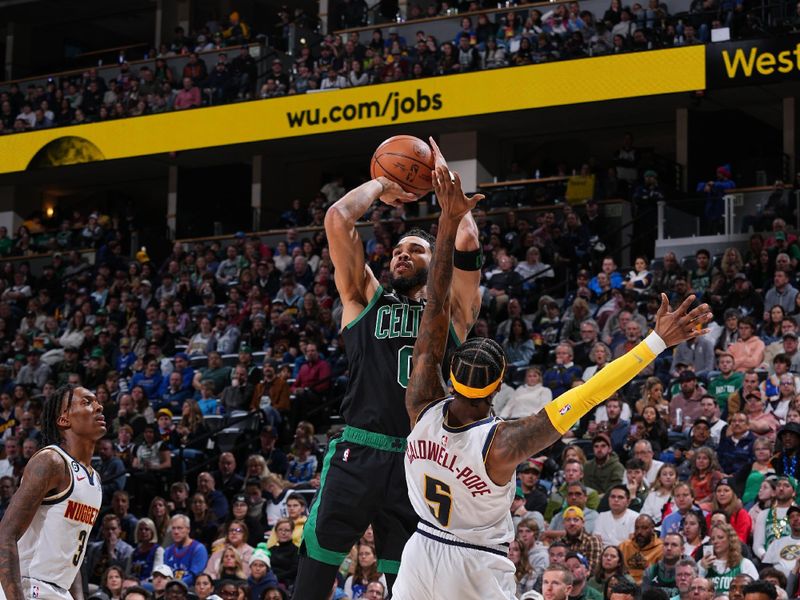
72 530 87 566
424 475 453 527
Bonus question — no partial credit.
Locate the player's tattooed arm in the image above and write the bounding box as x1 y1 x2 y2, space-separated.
406 166 481 423
485 415 561 484
428 137 482 342
0 450 68 600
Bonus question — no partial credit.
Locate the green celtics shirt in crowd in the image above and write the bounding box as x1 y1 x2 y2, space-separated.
704 558 758 592
708 371 744 412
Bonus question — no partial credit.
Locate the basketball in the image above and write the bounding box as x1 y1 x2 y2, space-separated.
370 135 435 195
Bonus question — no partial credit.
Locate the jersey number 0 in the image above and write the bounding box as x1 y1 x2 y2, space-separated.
397 345 413 388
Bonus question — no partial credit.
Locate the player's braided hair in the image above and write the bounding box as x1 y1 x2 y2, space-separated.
450 338 506 402
42 384 75 446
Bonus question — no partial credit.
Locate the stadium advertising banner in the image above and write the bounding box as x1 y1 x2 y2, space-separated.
0 46 705 175
706 36 800 88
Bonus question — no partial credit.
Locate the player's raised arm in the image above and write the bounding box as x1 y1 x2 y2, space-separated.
324 177 416 327
0 449 69 600
429 137 482 341
485 294 713 484
406 167 484 423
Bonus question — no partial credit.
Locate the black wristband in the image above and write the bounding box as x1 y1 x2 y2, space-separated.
454 248 483 271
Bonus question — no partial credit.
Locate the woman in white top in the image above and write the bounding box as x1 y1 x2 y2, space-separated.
641 463 678 525
499 367 553 419
624 255 653 294
698 522 758 593
343 544 387 600
582 342 612 380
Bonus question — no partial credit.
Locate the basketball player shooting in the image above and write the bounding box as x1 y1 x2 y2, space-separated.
392 166 713 599
292 137 483 599
0 385 106 600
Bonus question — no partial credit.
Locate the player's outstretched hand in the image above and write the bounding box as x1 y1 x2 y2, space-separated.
653 293 713 348
432 165 484 223
376 176 417 207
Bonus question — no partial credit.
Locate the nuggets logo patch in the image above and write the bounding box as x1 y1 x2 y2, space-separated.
559 404 572 416
343 449 350 463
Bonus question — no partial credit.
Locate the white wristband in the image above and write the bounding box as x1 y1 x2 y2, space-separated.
644 331 667 355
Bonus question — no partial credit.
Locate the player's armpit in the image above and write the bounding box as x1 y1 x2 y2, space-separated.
485 414 561 485
0 450 68 600
69 567 84 600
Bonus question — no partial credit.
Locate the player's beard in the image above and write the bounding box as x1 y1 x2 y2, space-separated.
390 266 428 295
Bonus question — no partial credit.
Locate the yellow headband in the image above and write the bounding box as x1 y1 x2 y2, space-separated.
450 369 505 399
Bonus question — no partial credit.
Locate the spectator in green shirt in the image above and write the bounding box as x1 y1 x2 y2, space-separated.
709 352 744 419
0 227 11 256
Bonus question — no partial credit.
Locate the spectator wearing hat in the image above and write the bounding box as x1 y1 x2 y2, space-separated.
671 334 715 381
251 362 291 416
772 423 800 479
762 320 800 372
619 514 663 584
564 551 602 600
752 475 795 560
245 543 278 600
15 348 50 392
584 433 625 494
53 345 86 386
518 458 549 514
116 338 137 374
669 371 707 433
546 482 599 541
150 565 173 600
557 505 603 572
729 316 766 373
724 275 763 322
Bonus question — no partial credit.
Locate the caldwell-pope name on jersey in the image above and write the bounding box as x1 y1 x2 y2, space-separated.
63 499 100 525
406 438 492 497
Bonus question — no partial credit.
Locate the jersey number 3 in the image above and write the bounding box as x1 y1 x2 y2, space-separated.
72 530 87 566
424 475 453 527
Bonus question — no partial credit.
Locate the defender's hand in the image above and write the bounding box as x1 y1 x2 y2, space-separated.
429 136 448 171
653 293 713 348
432 166 484 223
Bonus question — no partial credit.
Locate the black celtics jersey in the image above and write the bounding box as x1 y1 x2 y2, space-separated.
341 285 460 438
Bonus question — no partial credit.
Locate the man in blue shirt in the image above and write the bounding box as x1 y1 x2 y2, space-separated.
164 514 208 586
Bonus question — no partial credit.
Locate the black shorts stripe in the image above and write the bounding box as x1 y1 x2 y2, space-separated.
415 527 509 558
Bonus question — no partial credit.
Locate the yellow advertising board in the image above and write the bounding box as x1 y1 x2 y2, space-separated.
0 46 705 175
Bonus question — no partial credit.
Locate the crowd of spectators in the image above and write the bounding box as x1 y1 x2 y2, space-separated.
4 0 799 138
1 164 800 599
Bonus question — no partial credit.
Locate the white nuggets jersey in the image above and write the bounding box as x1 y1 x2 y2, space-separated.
17 445 102 590
405 398 514 547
